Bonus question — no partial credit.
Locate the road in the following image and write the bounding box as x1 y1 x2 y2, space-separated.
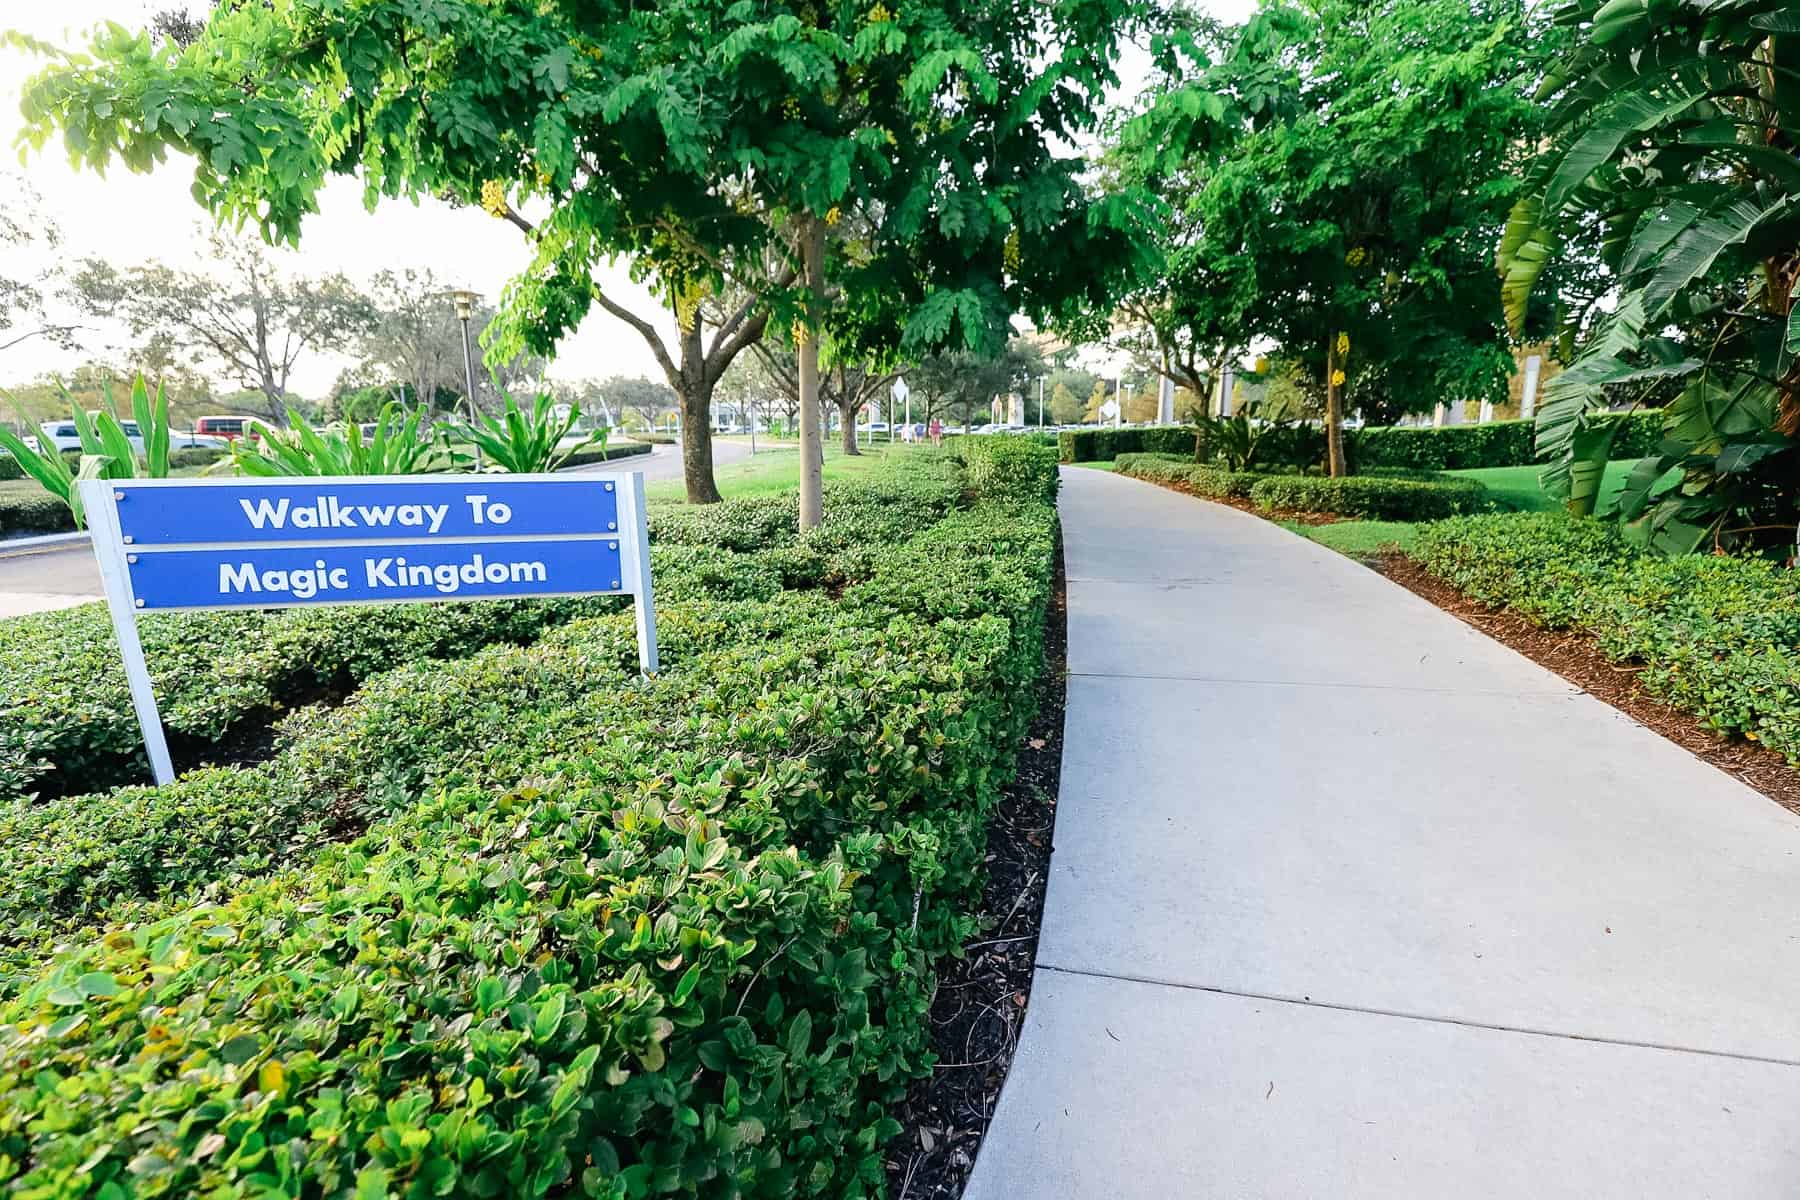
0 441 750 620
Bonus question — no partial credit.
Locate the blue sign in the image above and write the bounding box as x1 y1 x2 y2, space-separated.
126 538 624 611
77 470 659 786
113 477 620 545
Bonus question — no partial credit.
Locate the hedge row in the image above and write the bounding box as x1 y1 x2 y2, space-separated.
1352 411 1663 471
0 493 72 537
557 440 654 469
1248 474 1491 521
1114 453 1489 520
1113 453 1263 500
1061 411 1668 471
0 455 1055 1197
1058 426 1196 464
1 597 619 802
953 434 1061 505
0 464 969 957
2 461 966 803
1413 513 1800 761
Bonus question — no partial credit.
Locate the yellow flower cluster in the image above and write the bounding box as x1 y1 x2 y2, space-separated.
673 279 706 333
1003 228 1021 274
868 1 893 21
1331 369 1348 388
784 98 801 119
1335 332 1351 356
825 206 843 227
1345 246 1369 268
480 179 508 218
792 319 812 347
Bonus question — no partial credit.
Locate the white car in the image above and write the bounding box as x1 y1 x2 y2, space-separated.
34 418 229 454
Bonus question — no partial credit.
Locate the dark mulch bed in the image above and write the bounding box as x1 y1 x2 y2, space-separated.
1376 552 1800 819
885 533 1068 1200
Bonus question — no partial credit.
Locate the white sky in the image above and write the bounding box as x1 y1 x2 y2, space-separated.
0 0 1256 396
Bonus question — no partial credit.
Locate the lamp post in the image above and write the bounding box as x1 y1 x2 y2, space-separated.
450 290 483 468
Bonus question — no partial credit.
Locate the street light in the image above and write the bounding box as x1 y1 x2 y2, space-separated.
450 289 483 468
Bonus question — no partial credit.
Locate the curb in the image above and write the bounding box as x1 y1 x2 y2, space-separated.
0 531 89 558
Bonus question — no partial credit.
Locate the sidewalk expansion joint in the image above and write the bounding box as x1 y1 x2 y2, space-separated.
1064 670 1580 699
1034 962 1800 1070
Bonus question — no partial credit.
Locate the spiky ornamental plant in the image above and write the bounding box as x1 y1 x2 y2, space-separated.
17 0 1156 530
0 375 172 527
1502 0 1800 553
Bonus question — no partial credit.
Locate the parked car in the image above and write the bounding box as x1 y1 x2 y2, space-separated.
34 419 229 455
194 415 257 441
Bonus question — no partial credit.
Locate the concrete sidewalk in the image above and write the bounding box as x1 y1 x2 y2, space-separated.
966 467 1800 1198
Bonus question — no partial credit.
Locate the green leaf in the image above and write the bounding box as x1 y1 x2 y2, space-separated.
75 971 119 998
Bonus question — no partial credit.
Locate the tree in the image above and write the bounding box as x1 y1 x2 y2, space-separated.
747 340 901 453
0 172 80 355
20 0 1153 528
358 269 482 414
68 231 373 421
1122 0 1545 474
594 376 679 433
1501 0 1800 553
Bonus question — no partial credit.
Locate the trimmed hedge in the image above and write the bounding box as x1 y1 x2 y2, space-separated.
0 452 1057 1197
0 493 74 537
1114 453 1488 519
557 440 654 469
1061 411 1669 471
1113 453 1262 500
2 460 966 802
1249 474 1490 521
954 434 1060 505
1351 411 1664 471
1414 513 1800 761
1057 426 1195 464
0 596 625 802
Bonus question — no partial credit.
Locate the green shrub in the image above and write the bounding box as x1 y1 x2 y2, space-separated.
168 446 227 469
1250 474 1489 520
1414 513 1800 760
0 457 1012 955
955 435 1060 504
1114 453 1262 500
0 455 25 482
3 457 969 802
0 476 1058 1197
0 493 74 536
557 441 654 469
1064 412 1667 472
1350 411 1665 471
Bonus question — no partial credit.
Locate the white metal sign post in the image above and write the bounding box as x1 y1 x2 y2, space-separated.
79 471 659 787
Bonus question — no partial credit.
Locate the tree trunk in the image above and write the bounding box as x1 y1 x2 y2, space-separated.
1325 334 1348 478
679 377 723 504
838 396 860 455
797 216 826 530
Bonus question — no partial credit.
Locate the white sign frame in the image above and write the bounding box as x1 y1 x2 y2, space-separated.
78 470 659 787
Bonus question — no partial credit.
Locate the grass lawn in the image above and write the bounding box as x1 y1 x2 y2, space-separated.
645 441 929 501
1281 459 1654 560
1278 519 1420 556
1068 459 1119 472
1449 458 1645 513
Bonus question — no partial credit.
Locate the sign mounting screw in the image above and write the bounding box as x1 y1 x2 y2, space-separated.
122 535 134 544
611 580 621 589
604 482 614 492
608 521 617 530
127 555 138 565
134 599 144 608
113 491 124 501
